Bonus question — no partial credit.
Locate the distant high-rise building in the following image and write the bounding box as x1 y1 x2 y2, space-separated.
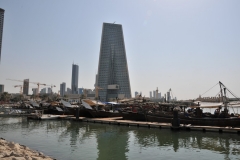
78 88 84 95
158 92 161 99
0 8 5 62
47 87 52 94
40 88 46 94
32 88 38 95
23 79 29 95
167 91 170 102
135 91 139 97
150 91 152 98
67 88 72 94
156 87 158 99
71 63 79 94
153 91 156 99
60 82 66 96
0 84 4 93
97 23 132 101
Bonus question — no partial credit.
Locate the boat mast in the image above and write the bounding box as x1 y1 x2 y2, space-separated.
219 81 224 103
219 81 229 116
223 87 228 111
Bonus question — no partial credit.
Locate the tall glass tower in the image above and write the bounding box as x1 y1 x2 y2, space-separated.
60 82 66 96
96 23 131 101
23 79 29 95
71 63 79 94
0 8 5 62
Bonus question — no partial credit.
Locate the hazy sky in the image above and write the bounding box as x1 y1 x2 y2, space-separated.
0 0 239 100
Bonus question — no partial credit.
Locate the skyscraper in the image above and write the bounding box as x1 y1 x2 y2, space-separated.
0 84 4 93
40 88 46 94
47 88 52 94
32 88 38 95
60 82 66 96
78 88 84 95
23 79 29 95
158 92 161 99
67 88 72 94
0 8 4 62
96 23 132 101
167 91 171 102
71 63 79 94
135 91 139 97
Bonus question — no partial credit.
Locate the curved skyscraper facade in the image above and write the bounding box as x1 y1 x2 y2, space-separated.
96 23 131 101
0 8 5 62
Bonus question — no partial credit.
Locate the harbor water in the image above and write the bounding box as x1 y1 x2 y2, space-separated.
1 117 240 160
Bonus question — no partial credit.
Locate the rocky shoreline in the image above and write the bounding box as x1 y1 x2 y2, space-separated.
0 138 55 160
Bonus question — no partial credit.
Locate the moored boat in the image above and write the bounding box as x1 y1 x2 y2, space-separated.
27 110 60 120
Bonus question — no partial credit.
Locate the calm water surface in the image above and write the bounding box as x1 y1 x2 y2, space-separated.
0 117 240 160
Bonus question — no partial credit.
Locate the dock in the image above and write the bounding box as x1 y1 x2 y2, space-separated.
64 116 240 134
2 114 240 134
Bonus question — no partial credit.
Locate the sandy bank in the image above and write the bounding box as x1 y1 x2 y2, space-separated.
0 138 55 160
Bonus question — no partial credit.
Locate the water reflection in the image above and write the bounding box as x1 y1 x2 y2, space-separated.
94 125 129 160
132 128 240 159
0 117 240 160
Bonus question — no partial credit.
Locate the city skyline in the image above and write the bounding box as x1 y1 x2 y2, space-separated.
0 1 239 100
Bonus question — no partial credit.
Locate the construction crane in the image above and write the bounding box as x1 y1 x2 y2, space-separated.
95 86 104 100
45 84 56 94
14 85 23 94
7 78 46 96
30 82 46 95
14 85 38 94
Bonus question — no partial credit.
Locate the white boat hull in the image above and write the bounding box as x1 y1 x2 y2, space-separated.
40 115 60 120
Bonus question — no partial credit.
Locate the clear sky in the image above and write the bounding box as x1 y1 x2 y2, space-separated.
0 0 239 100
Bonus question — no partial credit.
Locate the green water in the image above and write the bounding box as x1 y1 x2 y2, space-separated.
0 117 240 160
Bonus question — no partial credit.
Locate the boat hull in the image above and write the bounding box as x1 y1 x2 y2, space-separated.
146 115 240 127
87 110 122 118
27 114 60 120
121 112 146 121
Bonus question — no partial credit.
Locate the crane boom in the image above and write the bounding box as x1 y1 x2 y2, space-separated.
95 86 104 100
7 78 47 96
14 85 23 94
45 84 56 94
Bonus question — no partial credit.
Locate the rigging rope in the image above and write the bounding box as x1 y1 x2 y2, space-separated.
226 91 235 114
200 83 219 97
214 91 221 98
227 88 240 100
221 82 240 100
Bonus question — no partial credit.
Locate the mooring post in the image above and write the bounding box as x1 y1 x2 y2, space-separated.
172 110 180 129
76 107 79 120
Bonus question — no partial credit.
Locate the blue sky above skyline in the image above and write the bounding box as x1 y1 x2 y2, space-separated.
0 0 239 100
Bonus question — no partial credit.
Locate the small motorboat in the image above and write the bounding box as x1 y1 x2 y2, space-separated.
40 114 60 120
27 110 60 120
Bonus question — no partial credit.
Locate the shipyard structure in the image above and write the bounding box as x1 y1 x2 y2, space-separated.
96 23 131 101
